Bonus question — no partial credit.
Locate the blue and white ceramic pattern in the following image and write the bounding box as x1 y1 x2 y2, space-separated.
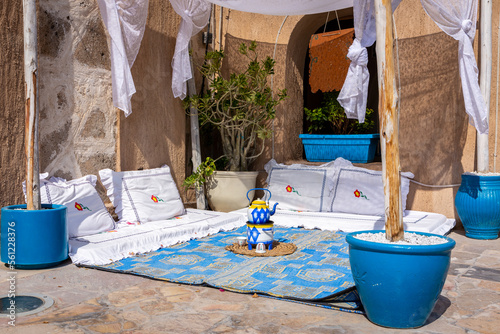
246 223 274 250
246 188 278 224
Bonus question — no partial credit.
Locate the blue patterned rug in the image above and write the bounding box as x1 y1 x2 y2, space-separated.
83 226 363 313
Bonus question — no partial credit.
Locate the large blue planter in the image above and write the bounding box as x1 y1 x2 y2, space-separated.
1 204 68 269
346 230 455 329
455 173 500 239
299 133 380 163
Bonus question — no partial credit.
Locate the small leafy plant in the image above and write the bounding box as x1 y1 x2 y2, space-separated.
304 91 375 134
182 157 216 191
185 41 287 172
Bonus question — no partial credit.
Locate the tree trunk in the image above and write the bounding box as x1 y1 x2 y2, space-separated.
24 0 41 210
374 0 403 241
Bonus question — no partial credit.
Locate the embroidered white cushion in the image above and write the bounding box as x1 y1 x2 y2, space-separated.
99 166 185 223
264 159 337 212
330 159 414 216
23 174 116 238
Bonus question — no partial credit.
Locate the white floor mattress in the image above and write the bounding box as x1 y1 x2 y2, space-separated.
70 208 455 266
231 209 456 236
69 209 246 266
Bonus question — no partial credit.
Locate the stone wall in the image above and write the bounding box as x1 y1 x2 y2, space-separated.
2 0 500 223
0 0 25 208
212 1 500 222
0 0 190 209
38 0 115 182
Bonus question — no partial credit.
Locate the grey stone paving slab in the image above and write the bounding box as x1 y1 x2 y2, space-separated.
0 229 499 333
449 263 500 282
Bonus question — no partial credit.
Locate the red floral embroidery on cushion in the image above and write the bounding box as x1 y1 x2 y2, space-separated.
285 185 301 196
354 189 368 200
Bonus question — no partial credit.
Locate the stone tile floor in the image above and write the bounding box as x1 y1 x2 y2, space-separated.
1 227 499 333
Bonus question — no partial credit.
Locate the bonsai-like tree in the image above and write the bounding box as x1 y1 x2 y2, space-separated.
185 41 287 172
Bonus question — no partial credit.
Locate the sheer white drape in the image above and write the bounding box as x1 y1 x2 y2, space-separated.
169 0 354 99
97 0 149 116
169 0 211 100
420 0 488 134
338 0 401 123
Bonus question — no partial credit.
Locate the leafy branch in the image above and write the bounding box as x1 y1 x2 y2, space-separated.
185 41 287 171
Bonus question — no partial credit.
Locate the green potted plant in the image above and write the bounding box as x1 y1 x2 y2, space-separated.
184 41 287 212
299 90 379 163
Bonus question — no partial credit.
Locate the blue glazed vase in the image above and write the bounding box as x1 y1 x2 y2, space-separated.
455 173 500 240
346 230 455 329
1 204 68 269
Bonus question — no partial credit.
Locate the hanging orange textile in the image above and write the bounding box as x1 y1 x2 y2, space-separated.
308 28 354 93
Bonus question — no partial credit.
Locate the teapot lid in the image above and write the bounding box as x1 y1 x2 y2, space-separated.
251 199 266 205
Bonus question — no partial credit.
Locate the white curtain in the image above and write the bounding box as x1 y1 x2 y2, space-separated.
97 0 149 117
338 0 401 123
420 0 488 134
169 0 212 100
169 0 355 99
206 0 352 16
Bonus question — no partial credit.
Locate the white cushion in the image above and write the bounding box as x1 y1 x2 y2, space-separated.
24 174 116 238
264 159 337 212
99 166 185 223
330 158 414 216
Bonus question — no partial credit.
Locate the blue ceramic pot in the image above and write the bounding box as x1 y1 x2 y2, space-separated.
346 230 455 329
1 204 68 269
299 134 380 163
455 173 500 239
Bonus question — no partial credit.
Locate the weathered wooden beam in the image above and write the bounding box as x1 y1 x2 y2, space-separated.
477 0 492 173
374 0 403 241
187 42 207 210
23 0 41 210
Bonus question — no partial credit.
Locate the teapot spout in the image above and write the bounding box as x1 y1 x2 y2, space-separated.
270 202 279 216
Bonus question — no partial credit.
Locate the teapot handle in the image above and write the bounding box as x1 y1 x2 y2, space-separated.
246 188 271 204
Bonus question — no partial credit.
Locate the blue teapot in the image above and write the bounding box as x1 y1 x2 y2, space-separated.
247 188 278 224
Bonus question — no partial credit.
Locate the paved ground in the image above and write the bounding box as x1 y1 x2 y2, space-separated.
1 227 499 334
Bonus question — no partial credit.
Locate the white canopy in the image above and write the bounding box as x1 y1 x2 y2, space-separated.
169 0 355 100
97 0 488 134
206 0 353 16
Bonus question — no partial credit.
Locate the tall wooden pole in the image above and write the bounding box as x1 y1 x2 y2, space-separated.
187 42 206 210
374 0 403 241
477 0 492 173
23 0 41 210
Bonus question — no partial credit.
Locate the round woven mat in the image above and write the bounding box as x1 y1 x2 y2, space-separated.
225 241 297 257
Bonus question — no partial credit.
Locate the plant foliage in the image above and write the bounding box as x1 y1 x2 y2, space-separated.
304 91 375 135
185 41 287 172
182 157 216 190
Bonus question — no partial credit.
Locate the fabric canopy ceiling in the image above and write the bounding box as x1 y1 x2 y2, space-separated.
206 0 353 16
97 0 488 134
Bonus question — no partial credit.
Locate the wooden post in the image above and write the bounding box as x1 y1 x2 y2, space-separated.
23 0 41 210
477 0 492 173
187 42 206 210
374 0 403 241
